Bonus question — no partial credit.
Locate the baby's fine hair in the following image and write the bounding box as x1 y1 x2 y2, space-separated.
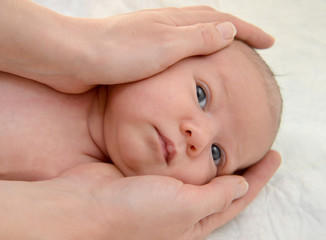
233 40 283 139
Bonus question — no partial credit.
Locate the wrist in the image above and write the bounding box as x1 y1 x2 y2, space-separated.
0 181 42 239
39 14 108 93
65 17 117 87
0 0 94 93
60 17 103 91
0 179 110 240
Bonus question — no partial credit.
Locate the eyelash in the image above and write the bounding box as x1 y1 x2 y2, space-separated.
196 80 227 172
196 80 211 110
214 145 226 171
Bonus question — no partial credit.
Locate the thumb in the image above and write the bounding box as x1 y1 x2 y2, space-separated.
174 22 236 57
182 175 249 219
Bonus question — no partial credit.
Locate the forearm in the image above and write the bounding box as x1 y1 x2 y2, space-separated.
0 179 107 240
0 180 40 239
0 0 92 93
0 2 274 94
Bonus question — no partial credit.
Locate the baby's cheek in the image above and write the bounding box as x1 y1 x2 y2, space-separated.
170 167 216 185
217 165 239 176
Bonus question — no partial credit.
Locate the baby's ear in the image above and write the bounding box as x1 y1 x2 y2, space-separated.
59 162 124 181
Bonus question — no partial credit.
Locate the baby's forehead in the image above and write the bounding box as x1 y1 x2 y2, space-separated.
193 40 273 94
187 41 265 85
218 41 274 81
206 40 259 67
179 41 259 80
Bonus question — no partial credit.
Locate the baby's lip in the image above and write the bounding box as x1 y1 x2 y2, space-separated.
155 128 176 164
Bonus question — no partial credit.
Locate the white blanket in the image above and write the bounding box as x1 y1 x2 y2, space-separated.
32 0 326 239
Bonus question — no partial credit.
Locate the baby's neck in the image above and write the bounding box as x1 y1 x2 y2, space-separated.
87 85 110 159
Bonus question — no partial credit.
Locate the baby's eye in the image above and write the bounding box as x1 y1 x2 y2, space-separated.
211 144 222 166
196 85 207 109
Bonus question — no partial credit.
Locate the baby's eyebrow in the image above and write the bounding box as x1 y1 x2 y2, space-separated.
211 68 230 104
218 75 229 98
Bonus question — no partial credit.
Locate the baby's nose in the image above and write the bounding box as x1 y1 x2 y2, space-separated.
180 121 211 157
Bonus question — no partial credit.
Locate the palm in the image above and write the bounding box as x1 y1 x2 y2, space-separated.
56 150 280 240
59 163 203 239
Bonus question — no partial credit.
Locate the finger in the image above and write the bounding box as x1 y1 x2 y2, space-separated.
181 6 217 11
187 12 274 49
142 5 216 13
180 175 248 221
161 9 274 49
223 13 275 49
236 150 281 208
169 22 236 59
199 150 282 236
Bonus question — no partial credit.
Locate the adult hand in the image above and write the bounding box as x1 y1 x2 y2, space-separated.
1 150 280 239
0 1 274 93
76 6 275 91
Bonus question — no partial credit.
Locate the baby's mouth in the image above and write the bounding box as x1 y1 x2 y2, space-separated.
155 128 176 164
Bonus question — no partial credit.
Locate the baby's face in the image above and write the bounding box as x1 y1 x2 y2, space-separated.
104 42 275 185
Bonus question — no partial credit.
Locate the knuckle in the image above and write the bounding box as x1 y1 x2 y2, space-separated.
152 31 178 70
196 23 215 49
199 5 216 11
158 30 174 52
219 196 233 212
217 184 236 212
164 6 181 13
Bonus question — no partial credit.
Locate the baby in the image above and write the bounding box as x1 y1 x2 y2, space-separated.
0 40 282 185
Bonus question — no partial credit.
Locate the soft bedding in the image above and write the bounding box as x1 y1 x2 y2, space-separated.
32 0 326 239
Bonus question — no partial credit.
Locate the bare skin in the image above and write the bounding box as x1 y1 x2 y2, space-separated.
0 1 274 94
0 42 277 183
0 1 280 238
0 151 281 240
0 71 102 180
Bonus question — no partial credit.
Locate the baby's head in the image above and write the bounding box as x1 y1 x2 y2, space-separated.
103 40 282 185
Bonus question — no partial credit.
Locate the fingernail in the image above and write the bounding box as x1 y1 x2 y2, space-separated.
216 22 237 40
235 181 249 199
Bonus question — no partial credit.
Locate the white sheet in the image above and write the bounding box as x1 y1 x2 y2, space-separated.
32 0 326 239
